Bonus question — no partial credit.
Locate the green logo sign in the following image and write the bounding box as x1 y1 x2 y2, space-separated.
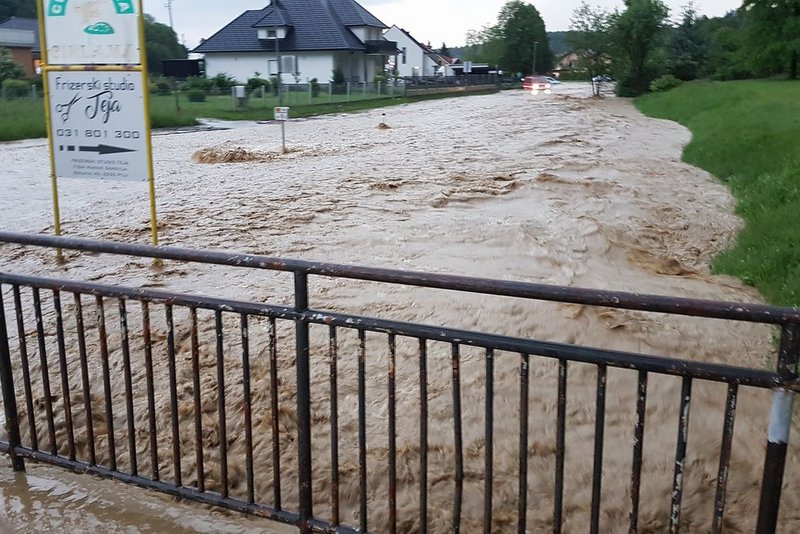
84 22 114 35
48 0 135 17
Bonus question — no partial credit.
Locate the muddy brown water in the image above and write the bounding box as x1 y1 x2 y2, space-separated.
0 83 799 532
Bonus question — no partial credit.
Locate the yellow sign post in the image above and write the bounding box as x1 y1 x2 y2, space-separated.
37 0 159 246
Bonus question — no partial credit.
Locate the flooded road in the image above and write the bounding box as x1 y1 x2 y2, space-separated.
0 83 796 532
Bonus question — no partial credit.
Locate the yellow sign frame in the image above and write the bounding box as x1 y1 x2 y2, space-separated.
37 0 159 246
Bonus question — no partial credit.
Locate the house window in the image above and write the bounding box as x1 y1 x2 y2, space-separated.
281 55 297 74
268 59 278 75
267 29 276 38
402 47 406 64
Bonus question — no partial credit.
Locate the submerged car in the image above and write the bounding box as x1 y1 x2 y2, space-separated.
522 75 552 94
544 76 562 85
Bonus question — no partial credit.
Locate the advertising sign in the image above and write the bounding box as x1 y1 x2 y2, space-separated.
44 0 141 65
48 70 148 181
274 106 289 121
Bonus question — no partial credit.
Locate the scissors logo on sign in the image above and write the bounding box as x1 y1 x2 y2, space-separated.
55 93 81 123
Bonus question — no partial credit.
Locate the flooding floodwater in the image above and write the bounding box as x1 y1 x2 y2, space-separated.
0 83 798 532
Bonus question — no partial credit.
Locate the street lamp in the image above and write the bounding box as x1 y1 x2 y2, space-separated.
532 41 539 75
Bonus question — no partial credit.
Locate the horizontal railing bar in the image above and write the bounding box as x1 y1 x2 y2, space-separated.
1 232 798 325
305 311 794 390
0 273 298 319
0 444 357 533
0 271 790 389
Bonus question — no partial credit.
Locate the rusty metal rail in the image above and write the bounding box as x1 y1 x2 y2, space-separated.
0 231 798 533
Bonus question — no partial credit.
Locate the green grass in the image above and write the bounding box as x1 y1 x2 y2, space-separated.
0 88 497 142
636 80 800 306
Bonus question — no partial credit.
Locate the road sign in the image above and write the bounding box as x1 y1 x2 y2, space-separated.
48 70 149 181
44 0 141 65
274 106 289 121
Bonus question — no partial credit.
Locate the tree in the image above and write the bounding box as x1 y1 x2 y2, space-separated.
0 47 25 84
568 2 615 95
612 0 670 95
743 0 800 79
143 14 187 74
664 3 709 81
440 42 450 56
0 0 37 19
495 1 553 74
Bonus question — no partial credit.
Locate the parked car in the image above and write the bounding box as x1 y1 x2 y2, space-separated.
591 75 614 83
522 75 552 94
544 76 562 85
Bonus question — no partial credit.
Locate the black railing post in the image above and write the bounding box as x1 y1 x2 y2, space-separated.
0 286 24 470
294 272 313 533
756 322 799 533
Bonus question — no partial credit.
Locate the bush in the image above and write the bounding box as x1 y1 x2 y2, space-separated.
186 89 206 102
183 76 213 91
156 80 172 95
246 76 271 95
649 74 683 93
331 68 345 84
2 79 31 99
270 76 280 96
211 72 237 91
310 77 320 97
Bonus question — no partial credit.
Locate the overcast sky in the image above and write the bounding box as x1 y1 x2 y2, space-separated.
142 0 742 51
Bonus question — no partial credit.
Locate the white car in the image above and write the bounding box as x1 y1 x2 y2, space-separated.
544 76 562 85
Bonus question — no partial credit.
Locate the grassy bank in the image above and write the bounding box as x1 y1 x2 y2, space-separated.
636 80 800 306
0 89 497 142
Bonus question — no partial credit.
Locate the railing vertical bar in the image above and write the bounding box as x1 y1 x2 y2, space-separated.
590 364 607 534
33 288 57 455
452 343 463 533
13 286 38 452
215 310 229 499
52 290 76 461
358 328 368 533
95 296 115 470
554 359 567 534
711 383 738 534
269 316 282 509
629 370 648 533
294 272 313 534
419 338 428 534
484 348 494 534
518 353 529 534
73 293 95 466
388 333 397 534
329 325 340 525
756 322 799 533
165 304 181 486
670 376 693 534
118 299 137 475
190 308 205 492
0 284 24 470
241 313 255 505
141 301 158 480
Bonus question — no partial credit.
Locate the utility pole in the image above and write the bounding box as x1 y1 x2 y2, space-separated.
532 41 539 74
274 25 282 106
165 0 175 29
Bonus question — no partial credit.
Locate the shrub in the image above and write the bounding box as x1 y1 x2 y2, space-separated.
156 80 172 95
331 67 345 84
649 74 683 93
310 77 320 97
2 79 31 99
246 76 271 95
211 72 237 90
186 89 206 102
183 76 213 91
557 70 591 81
270 76 280 95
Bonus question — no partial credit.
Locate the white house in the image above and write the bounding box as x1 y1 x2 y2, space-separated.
193 0 397 84
384 25 449 78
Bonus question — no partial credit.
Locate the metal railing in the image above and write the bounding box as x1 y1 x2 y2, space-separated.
0 231 798 533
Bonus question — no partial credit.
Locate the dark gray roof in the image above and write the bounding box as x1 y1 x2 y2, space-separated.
194 0 387 54
0 17 40 53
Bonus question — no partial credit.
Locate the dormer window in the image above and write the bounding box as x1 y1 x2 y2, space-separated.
258 27 286 40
